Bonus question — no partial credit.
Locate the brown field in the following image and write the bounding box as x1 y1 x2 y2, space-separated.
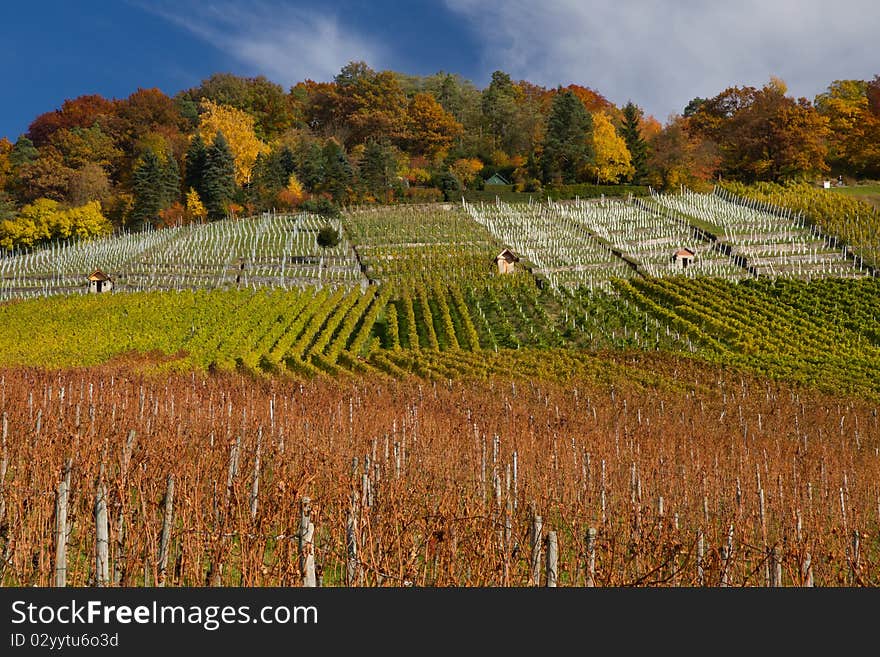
0 364 878 587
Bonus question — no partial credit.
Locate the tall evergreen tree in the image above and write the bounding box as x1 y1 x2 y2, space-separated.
161 150 181 205
541 90 593 184
131 150 164 228
278 146 297 181
620 102 648 183
184 134 207 199
360 139 398 200
296 141 325 192
321 140 353 202
202 131 236 219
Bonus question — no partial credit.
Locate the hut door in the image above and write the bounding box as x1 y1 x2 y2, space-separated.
96 281 103 293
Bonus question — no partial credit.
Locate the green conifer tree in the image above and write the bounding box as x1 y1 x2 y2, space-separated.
131 150 164 228
184 134 208 199
541 90 593 184
621 102 648 183
202 131 236 219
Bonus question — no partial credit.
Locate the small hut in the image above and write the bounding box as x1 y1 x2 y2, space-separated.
672 248 696 269
88 269 113 294
494 248 520 274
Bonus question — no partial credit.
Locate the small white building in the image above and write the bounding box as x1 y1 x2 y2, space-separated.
672 248 696 269
494 248 520 274
88 269 113 294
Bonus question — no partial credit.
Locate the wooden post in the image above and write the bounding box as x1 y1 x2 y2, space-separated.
851 530 861 584
696 530 705 586
770 544 783 587
346 493 359 587
113 430 136 587
54 459 72 587
529 503 542 587
585 527 598 587
545 531 558 587
156 474 174 587
95 481 109 587
299 497 316 587
249 428 262 521
720 545 730 586
796 508 813 587
0 412 7 527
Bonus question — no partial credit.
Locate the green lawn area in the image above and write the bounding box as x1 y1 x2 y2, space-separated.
831 183 880 209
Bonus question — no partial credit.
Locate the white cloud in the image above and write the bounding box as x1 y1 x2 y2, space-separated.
137 1 386 85
445 0 880 121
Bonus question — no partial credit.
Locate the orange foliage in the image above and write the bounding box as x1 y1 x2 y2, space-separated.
27 94 119 147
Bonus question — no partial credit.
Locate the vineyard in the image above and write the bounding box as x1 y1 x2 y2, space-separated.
0 212 365 301
0 368 877 587
1 275 880 399
2 187 880 587
719 181 880 270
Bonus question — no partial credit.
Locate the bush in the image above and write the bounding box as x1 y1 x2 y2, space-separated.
316 224 341 249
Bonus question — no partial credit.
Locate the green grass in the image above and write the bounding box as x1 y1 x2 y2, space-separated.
831 184 880 209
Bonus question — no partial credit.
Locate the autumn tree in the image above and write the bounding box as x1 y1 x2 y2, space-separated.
178 74 295 140
646 115 719 190
50 125 122 172
406 93 463 159
690 78 830 181
67 162 111 206
0 138 12 190
197 99 270 185
588 111 634 184
815 79 880 178
448 158 484 189
13 151 73 203
620 102 648 183
27 94 118 147
541 89 593 184
331 62 410 148
867 75 880 116
185 187 207 222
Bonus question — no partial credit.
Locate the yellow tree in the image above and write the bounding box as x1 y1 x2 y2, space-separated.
815 80 880 177
197 99 269 185
0 138 12 188
449 158 484 188
59 201 112 239
185 187 207 222
588 111 634 183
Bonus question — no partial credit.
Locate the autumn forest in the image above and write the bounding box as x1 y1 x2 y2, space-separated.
1 63 879 250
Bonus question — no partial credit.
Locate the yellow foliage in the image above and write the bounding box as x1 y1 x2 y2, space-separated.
59 201 112 240
449 158 484 187
588 111 635 184
286 173 304 199
186 188 207 221
0 199 110 250
198 99 270 186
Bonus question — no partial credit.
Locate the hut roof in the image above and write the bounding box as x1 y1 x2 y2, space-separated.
485 173 511 186
673 248 696 258
88 269 111 282
495 248 520 263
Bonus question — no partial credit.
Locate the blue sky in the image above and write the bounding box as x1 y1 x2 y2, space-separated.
3 0 879 141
